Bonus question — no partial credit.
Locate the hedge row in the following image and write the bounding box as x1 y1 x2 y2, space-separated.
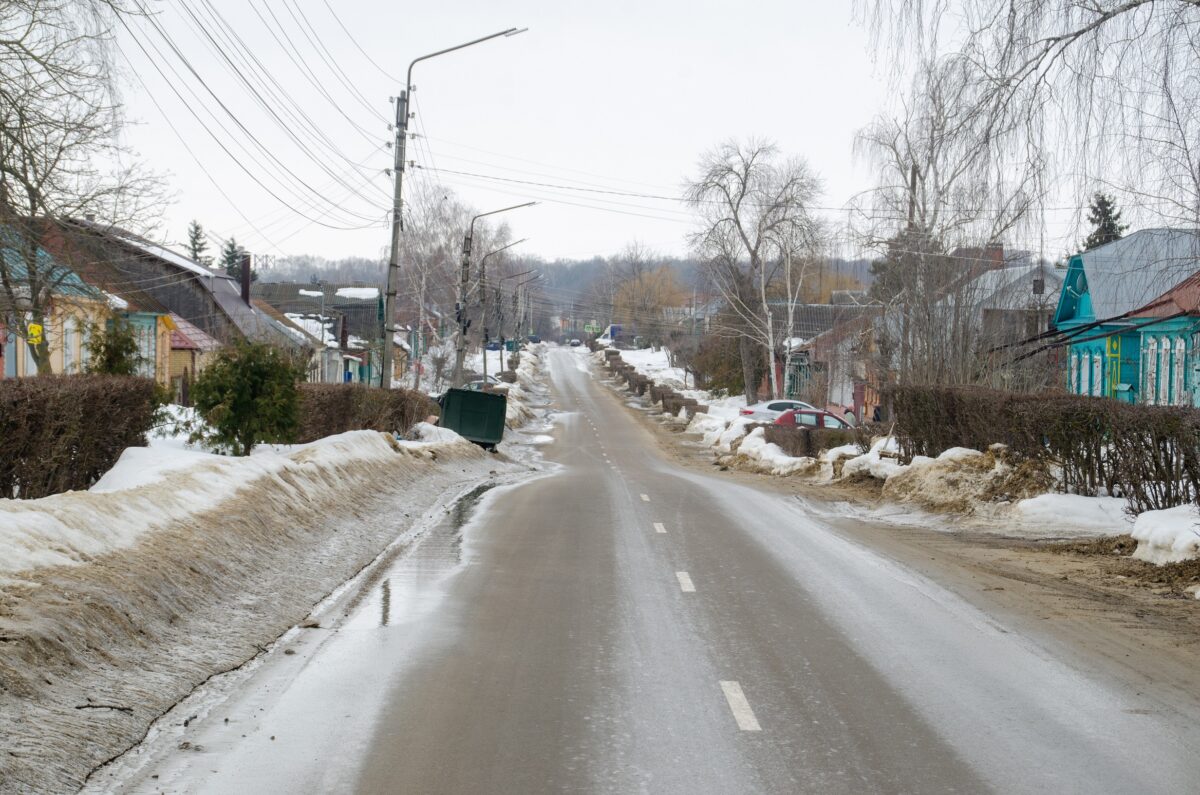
889 385 1200 513
295 383 439 443
0 375 160 499
760 422 884 459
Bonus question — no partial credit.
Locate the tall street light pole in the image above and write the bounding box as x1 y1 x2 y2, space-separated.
381 27 527 388
478 238 527 382
451 201 536 386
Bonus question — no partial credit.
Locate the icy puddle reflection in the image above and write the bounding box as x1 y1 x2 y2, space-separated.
86 483 502 795
353 483 492 630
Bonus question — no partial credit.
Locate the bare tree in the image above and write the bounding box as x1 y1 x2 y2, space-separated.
859 0 1200 231
851 55 1040 386
685 139 823 403
0 0 155 373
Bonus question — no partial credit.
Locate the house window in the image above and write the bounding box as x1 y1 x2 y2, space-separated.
1175 337 1188 406
1145 337 1159 405
135 322 155 379
1091 352 1103 397
1158 338 1168 405
63 319 77 374
1069 353 1080 394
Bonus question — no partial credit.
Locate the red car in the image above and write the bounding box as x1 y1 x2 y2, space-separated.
774 408 851 429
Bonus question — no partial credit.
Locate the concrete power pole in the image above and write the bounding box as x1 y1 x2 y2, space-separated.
381 27 526 390
381 90 408 389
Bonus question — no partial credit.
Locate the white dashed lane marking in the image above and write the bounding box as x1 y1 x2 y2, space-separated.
653 522 667 534
719 681 762 731
640 494 650 502
676 571 696 592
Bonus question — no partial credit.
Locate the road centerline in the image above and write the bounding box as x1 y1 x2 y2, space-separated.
653 522 667 534
640 493 651 502
676 571 696 592
719 681 762 732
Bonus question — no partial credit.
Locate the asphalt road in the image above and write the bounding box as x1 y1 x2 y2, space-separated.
103 348 1200 794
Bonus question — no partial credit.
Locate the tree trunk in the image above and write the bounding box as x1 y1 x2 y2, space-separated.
739 334 758 404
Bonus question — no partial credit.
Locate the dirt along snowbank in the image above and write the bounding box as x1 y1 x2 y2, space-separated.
0 421 534 793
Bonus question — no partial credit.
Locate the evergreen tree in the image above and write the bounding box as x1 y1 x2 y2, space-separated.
190 342 304 455
220 236 257 282
85 317 144 376
186 220 209 262
1080 193 1128 251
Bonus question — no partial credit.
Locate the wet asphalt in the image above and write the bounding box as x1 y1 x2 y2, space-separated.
105 348 1200 794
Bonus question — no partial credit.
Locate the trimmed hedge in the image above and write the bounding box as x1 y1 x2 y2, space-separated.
296 384 438 443
760 425 859 458
0 375 160 499
889 385 1200 513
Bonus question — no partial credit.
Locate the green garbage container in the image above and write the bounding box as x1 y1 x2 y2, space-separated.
439 387 507 449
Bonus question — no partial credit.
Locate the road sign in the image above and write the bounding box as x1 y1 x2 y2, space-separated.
27 323 43 345
584 323 601 333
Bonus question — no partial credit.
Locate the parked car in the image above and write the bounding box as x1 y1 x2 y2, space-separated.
774 408 852 429
739 399 817 422
485 340 502 351
526 334 541 343
569 339 582 347
463 375 502 391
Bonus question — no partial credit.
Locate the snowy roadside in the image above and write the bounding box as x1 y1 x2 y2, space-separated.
0 348 557 793
594 345 1200 567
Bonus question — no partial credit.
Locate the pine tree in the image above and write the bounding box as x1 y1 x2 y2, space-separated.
186 220 208 263
85 317 144 376
190 342 304 455
220 236 257 282
1081 193 1128 251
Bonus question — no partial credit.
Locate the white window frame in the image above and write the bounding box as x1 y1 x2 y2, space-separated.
1070 352 1080 394
1145 337 1159 405
1175 337 1188 406
1090 352 1103 397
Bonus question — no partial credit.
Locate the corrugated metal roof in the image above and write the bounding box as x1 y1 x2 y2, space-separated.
1076 229 1200 319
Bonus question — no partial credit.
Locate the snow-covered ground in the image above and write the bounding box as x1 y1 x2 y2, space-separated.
0 346 558 793
599 346 1164 548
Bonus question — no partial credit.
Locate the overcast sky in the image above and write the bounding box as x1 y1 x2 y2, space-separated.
112 1 908 263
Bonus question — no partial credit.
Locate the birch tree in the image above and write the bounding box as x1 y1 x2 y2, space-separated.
0 0 154 373
684 139 822 403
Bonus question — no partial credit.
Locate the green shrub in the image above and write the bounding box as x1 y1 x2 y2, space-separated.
85 317 143 376
191 342 305 455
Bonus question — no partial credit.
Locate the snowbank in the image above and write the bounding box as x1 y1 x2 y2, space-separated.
1132 505 1200 564
0 427 505 792
841 437 905 480
734 428 818 476
0 431 470 579
1014 494 1131 535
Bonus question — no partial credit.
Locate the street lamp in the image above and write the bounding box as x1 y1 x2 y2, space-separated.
479 238 528 381
381 27 528 388
451 202 536 385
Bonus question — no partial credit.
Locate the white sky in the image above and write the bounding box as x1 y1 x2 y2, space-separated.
114 1 899 263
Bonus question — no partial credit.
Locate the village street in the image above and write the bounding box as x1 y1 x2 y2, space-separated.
84 348 1200 795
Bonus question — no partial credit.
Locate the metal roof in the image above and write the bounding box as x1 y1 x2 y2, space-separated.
1074 229 1200 319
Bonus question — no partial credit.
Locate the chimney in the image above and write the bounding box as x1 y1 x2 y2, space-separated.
240 253 252 306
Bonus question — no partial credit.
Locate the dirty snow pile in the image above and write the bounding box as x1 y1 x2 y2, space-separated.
1131 505 1200 565
598 346 747 419
487 344 550 428
0 425 511 793
679 409 1138 538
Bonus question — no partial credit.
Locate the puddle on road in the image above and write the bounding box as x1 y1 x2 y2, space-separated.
355 483 495 629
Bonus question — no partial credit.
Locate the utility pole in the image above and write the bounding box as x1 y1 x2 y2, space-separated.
451 203 535 386
380 27 527 389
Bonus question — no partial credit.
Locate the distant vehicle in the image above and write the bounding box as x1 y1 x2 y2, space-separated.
463 376 503 391
773 408 852 430
485 340 502 351
569 339 582 347
527 334 541 343
739 399 817 422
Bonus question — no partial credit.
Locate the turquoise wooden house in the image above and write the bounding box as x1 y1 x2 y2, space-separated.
1054 229 1200 404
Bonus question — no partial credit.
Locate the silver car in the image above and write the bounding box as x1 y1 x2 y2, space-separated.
738 399 817 422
